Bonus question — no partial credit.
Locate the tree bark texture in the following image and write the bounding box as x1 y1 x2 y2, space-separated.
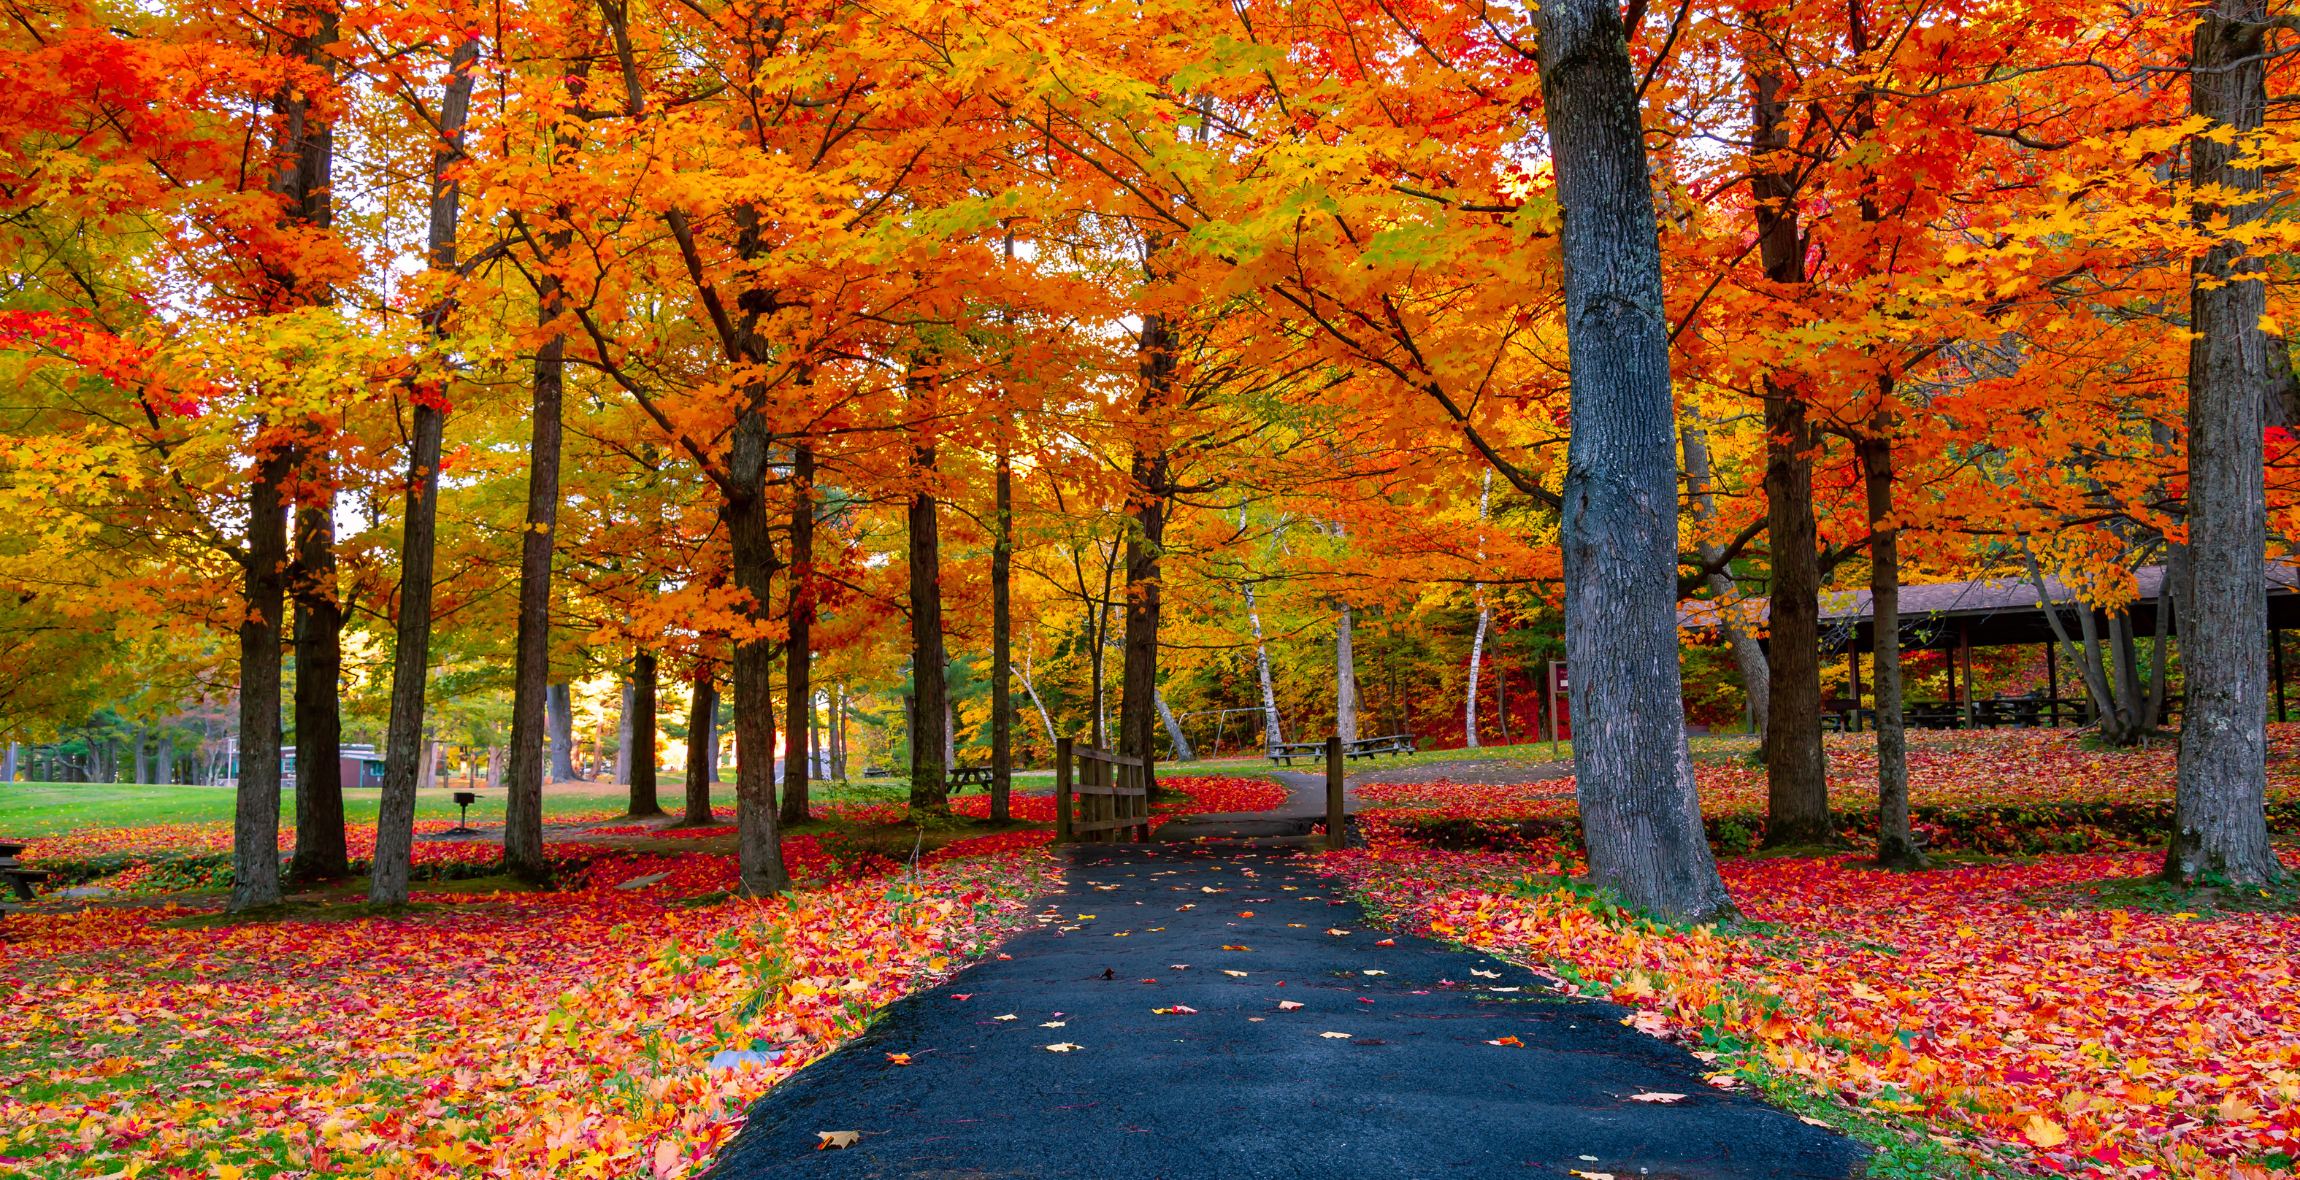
781 444 815 826
682 673 717 825
727 409 787 895
628 651 661 816
371 36 477 906
1535 0 1736 922
992 442 1013 818
546 683 575 781
1749 65 1831 848
230 439 292 912
2170 0 2281 884
1119 446 1168 781
290 457 347 881
1155 688 1195 761
503 291 568 882
1335 604 1360 742
1859 402 1923 867
909 439 949 809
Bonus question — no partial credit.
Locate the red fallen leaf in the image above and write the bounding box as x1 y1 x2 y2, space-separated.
1357 997 1375 1004
1374 938 1396 946
1222 945 1251 951
998 954 1012 960
1239 911 1255 917
1484 1036 1525 1047
885 1053 912 1065
951 994 971 1000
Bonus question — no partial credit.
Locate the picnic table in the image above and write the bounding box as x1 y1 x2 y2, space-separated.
1266 741 1327 766
1266 734 1419 765
0 841 50 902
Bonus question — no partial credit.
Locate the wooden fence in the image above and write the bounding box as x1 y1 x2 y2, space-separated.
1054 738 1150 843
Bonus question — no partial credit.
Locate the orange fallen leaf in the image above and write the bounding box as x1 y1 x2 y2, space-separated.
1222 945 1251 951
1484 1036 1525 1047
1374 938 1396 946
885 1053 912 1065
817 1131 861 1149
2023 1114 2070 1148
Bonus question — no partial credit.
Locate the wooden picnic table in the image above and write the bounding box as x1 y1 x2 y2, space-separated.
0 840 49 902
1266 741 1327 766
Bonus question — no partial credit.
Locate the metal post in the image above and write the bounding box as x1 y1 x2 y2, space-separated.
1324 735 1345 849
1547 661 1561 758
1054 737 1073 844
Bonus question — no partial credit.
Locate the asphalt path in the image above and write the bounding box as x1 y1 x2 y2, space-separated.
705 842 1869 1179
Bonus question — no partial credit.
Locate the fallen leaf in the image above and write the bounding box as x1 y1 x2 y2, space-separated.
1202 887 1222 893
1278 1001 1304 1010
1326 929 1350 936
1798 1116 1831 1127
1223 970 1248 977
1362 970 1386 976
1374 938 1396 946
1319 1031 1353 1038
1044 1043 1081 1053
1487 987 1520 993
1569 1171 1615 1180
1239 911 1255 917
994 1014 1017 1021
885 1053 912 1065
1484 1036 1525 1047
1221 945 1251 951
817 1131 860 1150
1170 964 1189 969
2022 1114 2069 1148
996 953 1012 960
950 994 971 1000
1040 1022 1066 1028
1628 1092 1686 1103
1470 969 1501 979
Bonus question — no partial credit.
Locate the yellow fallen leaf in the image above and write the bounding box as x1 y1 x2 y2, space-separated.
994 1014 1017 1021
1319 1031 1353 1039
2022 1114 2069 1148
816 1131 861 1150
1278 1001 1304 1010
1222 945 1250 951
1045 1043 1082 1052
1223 970 1248 977
1471 969 1501 978
1040 1021 1065 1028
1362 970 1386 976
1628 1092 1686 1103
1326 928 1350 936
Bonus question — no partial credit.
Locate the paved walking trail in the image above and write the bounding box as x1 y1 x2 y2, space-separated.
707 777 1866 1180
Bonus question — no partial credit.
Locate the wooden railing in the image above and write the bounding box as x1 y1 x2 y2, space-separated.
1054 738 1150 843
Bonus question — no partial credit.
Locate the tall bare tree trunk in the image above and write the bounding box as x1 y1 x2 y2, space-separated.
502 57 587 885
681 672 716 826
781 443 815 825
371 38 479 906
991 440 1013 818
1119 313 1174 788
1467 471 1492 748
230 440 292 911
1860 394 1923 867
1535 0 1735 921
2170 0 2280 884
727 410 786 895
909 438 949 810
627 651 660 816
1335 605 1360 742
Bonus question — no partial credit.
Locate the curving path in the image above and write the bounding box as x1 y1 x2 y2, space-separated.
705 841 1869 1179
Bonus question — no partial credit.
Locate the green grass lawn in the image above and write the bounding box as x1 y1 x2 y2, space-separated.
0 774 930 837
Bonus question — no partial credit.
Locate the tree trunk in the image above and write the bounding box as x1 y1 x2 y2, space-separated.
545 683 575 782
1021 651 1058 753
681 673 717 825
781 443 815 825
230 438 292 912
1535 0 1736 921
627 651 661 816
1245 579 1283 748
2169 0 2280 884
1155 688 1195 761
909 439 949 809
1335 604 1359 742
371 39 477 904
1860 397 1923 868
290 469 347 881
727 410 787 895
614 677 633 785
991 440 1013 818
503 295 569 882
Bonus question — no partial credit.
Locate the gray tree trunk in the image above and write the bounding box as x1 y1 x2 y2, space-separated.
615 678 633 785
1155 688 1195 761
1535 0 1736 921
681 673 717 825
230 438 292 912
2169 0 2280 884
1335 605 1360 742
1860 395 1923 867
727 410 787 896
909 438 950 810
1245 580 1283 748
782 443 815 825
991 442 1013 818
371 40 477 905
628 652 661 816
545 683 575 782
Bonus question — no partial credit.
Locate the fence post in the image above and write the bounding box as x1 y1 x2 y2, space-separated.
1324 734 1345 850
1055 737 1073 844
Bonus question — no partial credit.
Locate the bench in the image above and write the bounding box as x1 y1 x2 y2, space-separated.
1266 742 1327 766
1343 734 1417 760
0 842 47 902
